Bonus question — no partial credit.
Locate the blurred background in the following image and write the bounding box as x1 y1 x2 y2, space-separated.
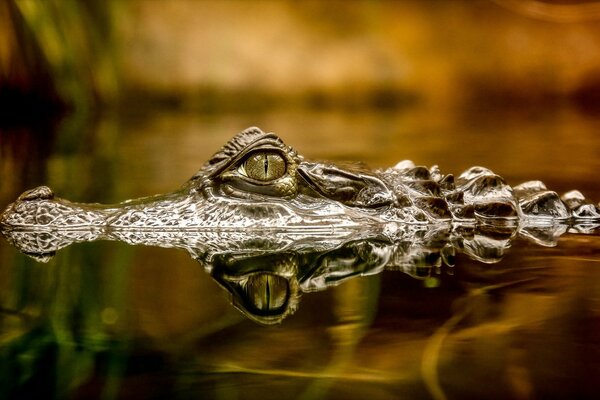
3 0 600 204
2 1 600 399
3 0 600 203
7 0 600 114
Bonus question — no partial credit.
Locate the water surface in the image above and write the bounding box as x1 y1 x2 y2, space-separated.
1 106 600 399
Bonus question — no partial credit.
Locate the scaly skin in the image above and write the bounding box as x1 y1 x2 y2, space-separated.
1 127 600 232
2 128 599 325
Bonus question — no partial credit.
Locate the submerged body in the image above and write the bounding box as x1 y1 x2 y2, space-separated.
1 127 600 232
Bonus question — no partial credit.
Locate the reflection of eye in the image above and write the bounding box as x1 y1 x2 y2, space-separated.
245 273 289 313
239 151 286 181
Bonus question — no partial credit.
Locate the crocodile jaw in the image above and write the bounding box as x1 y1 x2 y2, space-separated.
0 189 384 232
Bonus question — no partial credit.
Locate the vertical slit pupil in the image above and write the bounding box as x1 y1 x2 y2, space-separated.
265 276 271 308
264 155 269 177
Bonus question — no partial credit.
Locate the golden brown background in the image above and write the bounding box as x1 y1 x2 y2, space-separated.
2 2 600 399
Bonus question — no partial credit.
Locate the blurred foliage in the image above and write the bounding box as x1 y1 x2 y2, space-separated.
1 0 119 117
5 0 600 116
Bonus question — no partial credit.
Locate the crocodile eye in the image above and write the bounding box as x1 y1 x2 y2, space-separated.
240 151 286 181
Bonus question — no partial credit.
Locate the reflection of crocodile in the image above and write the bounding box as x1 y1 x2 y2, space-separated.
0 220 573 324
0 219 536 320
2 127 600 232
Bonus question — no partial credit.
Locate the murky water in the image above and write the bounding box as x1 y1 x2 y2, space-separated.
1 106 600 399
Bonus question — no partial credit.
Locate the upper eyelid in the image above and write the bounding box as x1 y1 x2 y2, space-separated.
237 149 285 166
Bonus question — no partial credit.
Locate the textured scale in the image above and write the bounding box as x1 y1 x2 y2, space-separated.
1 127 599 235
4 128 600 326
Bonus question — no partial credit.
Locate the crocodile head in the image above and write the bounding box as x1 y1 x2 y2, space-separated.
190 126 395 206
139 126 400 230
0 127 399 231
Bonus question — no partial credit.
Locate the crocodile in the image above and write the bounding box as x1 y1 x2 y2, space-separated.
1 126 600 234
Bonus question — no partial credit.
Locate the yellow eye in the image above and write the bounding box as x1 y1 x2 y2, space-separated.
241 151 286 181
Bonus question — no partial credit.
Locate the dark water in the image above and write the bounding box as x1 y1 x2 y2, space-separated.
1 106 600 399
